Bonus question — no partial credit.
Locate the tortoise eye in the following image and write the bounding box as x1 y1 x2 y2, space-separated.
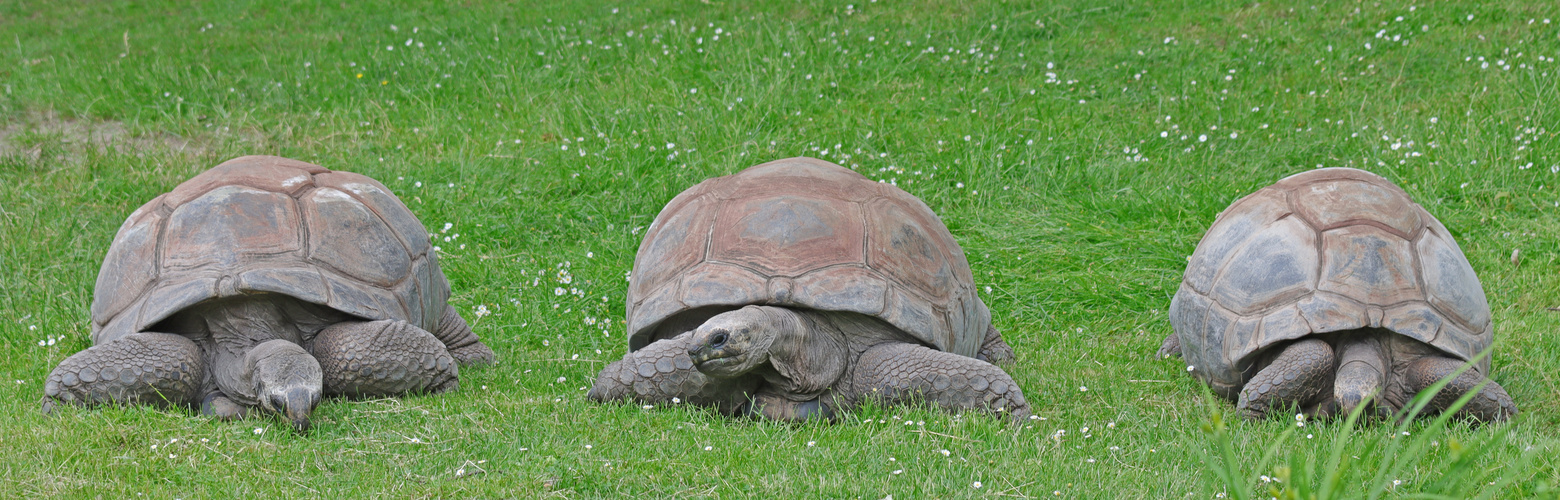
709 332 729 348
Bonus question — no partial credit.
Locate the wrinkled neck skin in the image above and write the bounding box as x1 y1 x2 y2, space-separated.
183 296 333 409
689 306 849 401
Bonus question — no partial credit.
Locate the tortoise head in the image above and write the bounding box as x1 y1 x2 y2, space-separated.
687 306 848 397
246 339 323 432
687 306 788 378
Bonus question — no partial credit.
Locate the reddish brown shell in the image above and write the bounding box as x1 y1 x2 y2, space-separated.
90 156 449 345
1170 168 1493 392
625 157 990 357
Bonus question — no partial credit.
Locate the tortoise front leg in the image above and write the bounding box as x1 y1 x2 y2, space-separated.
850 343 1031 421
1404 356 1517 422
309 320 459 397
588 332 757 415
42 332 205 413
1236 339 1334 419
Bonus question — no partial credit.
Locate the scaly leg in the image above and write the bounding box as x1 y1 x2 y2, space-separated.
42 332 205 413
850 343 1030 421
1236 339 1333 419
587 332 757 415
311 320 459 397
1404 356 1517 423
433 305 497 366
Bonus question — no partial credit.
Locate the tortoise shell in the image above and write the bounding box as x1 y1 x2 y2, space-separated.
625 157 990 357
1169 167 1492 393
90 155 450 345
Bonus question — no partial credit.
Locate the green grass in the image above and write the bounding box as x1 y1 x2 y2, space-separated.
2 0 1559 497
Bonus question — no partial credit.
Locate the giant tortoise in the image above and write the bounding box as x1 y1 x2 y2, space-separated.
588 157 1028 421
43 155 495 431
1160 167 1515 422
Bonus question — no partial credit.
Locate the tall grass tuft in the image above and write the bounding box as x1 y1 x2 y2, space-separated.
1199 350 1553 499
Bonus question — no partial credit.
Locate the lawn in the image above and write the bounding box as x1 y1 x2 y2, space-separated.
2 0 1558 497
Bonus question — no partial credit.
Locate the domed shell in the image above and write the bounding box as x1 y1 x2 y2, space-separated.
90 156 449 345
1170 168 1492 393
625 157 990 357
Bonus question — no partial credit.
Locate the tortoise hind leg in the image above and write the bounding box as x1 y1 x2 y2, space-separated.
976 324 1015 365
311 320 459 397
1157 333 1182 359
42 332 205 414
1404 356 1517 423
850 343 1030 421
433 305 496 366
1236 339 1333 419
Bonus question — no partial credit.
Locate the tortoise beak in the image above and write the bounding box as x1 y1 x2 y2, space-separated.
271 387 318 433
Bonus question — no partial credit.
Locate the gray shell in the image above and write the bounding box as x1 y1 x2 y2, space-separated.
625 157 990 357
90 155 449 345
1170 168 1493 393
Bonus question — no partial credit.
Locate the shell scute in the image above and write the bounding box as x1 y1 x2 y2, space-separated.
162 156 320 207
629 194 715 301
314 172 430 257
163 186 301 270
91 212 161 324
1185 191 1290 295
302 187 411 288
1416 227 1491 330
1292 178 1421 235
1209 216 1317 315
678 263 767 309
1317 225 1422 304
865 197 956 302
709 194 863 276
